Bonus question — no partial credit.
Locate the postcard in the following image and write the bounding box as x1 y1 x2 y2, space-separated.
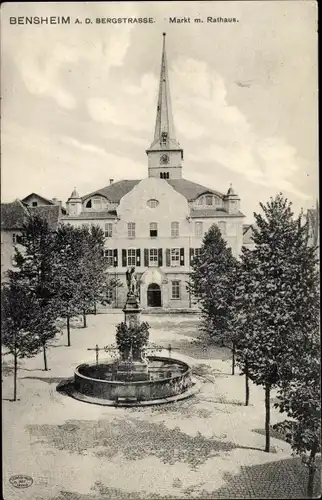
1 2 319 500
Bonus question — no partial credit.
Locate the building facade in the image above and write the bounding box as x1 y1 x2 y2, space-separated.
1 197 62 281
61 34 245 309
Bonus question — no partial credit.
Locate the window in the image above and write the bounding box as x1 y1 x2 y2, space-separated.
218 221 227 235
149 248 158 266
104 223 113 238
69 203 76 214
214 197 221 206
12 233 22 244
171 248 180 266
150 222 158 238
171 221 179 237
85 196 107 210
195 222 203 237
171 281 181 299
195 248 201 257
205 195 213 206
160 172 169 179
127 249 136 266
32 201 38 207
93 198 103 209
161 131 168 145
104 249 114 266
128 223 136 239
147 199 159 208
106 287 113 303
197 197 204 205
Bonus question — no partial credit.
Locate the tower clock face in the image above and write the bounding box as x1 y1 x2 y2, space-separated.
160 154 169 165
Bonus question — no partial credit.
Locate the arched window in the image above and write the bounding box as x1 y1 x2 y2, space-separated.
84 196 108 211
147 199 159 208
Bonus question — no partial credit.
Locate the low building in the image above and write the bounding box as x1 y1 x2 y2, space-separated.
1 200 62 281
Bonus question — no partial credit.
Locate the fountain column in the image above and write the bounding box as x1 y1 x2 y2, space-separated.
116 270 150 382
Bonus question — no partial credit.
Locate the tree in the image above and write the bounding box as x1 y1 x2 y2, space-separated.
52 224 84 346
273 330 320 498
78 224 109 326
8 214 59 370
188 224 238 373
235 193 320 452
1 280 41 401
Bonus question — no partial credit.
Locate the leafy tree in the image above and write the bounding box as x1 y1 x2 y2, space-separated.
78 224 109 326
52 224 84 346
8 214 59 370
1 280 41 400
235 193 319 452
188 224 238 372
273 330 320 498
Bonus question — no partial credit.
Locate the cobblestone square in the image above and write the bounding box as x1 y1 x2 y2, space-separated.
2 313 321 499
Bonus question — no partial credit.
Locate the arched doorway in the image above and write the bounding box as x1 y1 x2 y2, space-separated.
147 283 161 307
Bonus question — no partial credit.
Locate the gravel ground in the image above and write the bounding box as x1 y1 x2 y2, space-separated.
2 312 321 499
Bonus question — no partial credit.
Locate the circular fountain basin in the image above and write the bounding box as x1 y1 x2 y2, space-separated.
71 356 198 406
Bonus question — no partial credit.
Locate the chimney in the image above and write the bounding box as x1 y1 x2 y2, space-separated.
109 179 114 185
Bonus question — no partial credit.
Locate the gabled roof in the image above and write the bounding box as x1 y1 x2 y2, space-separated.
167 179 224 201
1 200 30 229
21 193 55 205
82 180 140 203
28 205 61 231
82 178 225 204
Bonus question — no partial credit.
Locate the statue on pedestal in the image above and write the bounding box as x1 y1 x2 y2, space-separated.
126 267 138 297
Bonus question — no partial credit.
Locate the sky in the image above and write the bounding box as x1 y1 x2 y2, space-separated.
1 1 318 222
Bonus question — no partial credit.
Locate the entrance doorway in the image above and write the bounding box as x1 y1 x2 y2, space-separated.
147 283 161 307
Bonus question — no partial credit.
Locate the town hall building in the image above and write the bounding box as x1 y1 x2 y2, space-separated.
61 33 245 310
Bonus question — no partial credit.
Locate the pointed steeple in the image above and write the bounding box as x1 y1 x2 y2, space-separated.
152 33 178 149
146 33 183 179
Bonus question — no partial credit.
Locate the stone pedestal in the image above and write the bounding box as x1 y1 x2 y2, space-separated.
123 292 142 327
116 292 149 381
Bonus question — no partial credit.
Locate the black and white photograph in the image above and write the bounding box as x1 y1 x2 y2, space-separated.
1 1 320 499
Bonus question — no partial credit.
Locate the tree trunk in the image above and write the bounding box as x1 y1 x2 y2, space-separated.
43 342 48 371
67 315 71 347
94 302 97 315
231 342 235 375
307 445 317 498
245 361 250 406
83 310 87 328
13 350 18 402
264 384 271 452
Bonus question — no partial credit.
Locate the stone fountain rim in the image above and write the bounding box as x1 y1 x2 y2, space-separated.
75 355 191 386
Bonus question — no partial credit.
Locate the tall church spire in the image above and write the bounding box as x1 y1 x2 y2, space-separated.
146 33 183 180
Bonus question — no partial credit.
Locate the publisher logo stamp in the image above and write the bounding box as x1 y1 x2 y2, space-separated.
9 475 33 488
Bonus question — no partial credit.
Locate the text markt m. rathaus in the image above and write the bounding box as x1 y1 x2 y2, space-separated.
169 16 239 23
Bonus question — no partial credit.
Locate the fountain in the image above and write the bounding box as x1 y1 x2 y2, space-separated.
63 268 199 406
